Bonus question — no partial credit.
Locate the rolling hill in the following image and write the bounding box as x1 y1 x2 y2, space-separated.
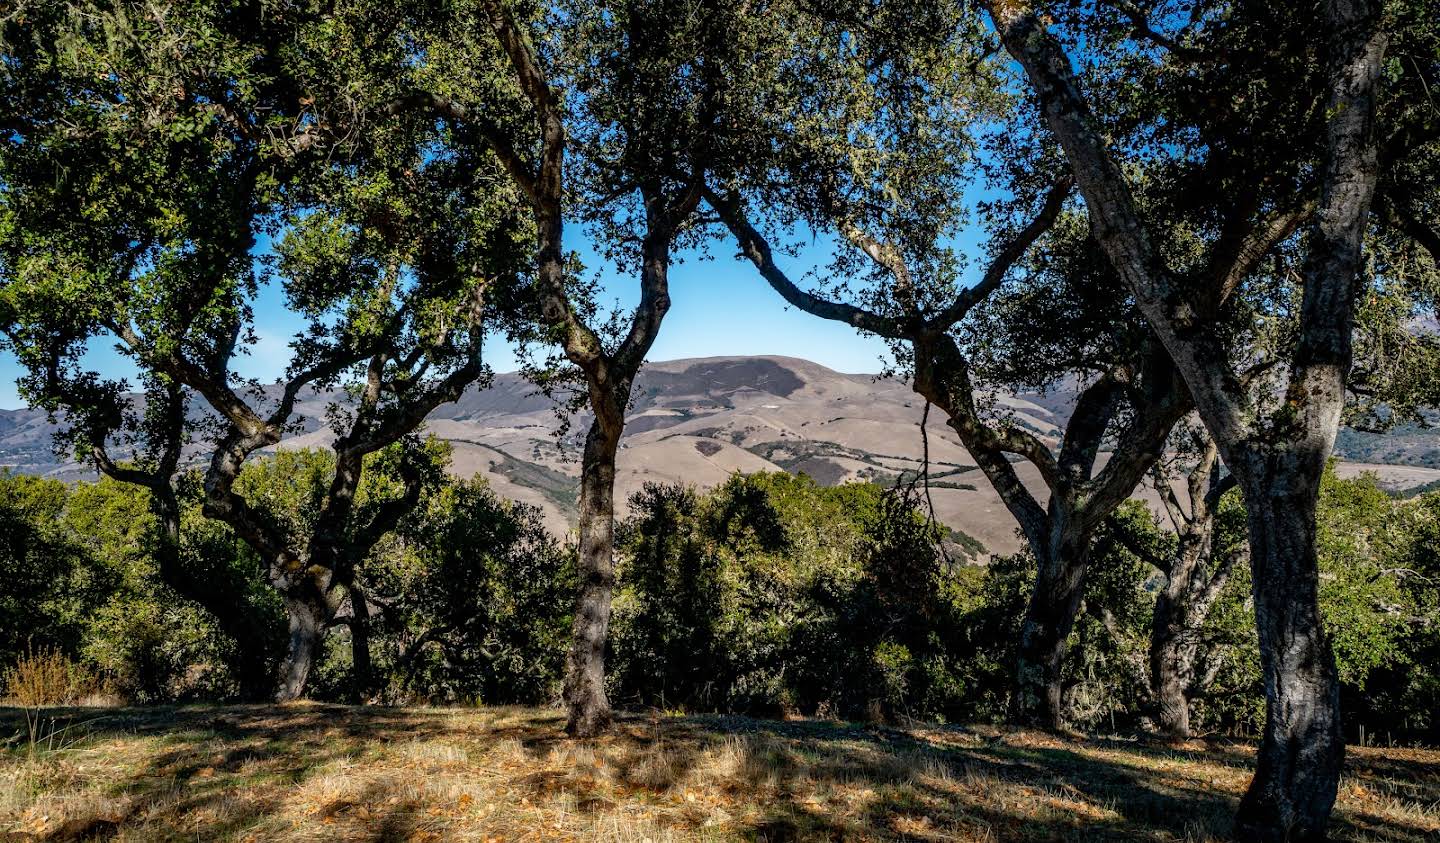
4 355 1438 557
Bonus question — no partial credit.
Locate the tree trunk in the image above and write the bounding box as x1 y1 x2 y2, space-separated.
275 591 329 702
1149 596 1195 738
1014 530 1088 731
1150 591 1197 737
1150 527 1238 740
348 582 373 701
1233 457 1344 843
564 418 621 737
1149 528 1210 738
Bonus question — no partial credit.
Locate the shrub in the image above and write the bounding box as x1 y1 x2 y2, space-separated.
610 474 982 723
356 476 576 705
3 647 92 707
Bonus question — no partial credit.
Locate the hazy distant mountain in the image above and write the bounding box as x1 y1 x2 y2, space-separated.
4 355 1438 557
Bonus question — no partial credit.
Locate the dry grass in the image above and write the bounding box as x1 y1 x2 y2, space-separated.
0 705 1435 842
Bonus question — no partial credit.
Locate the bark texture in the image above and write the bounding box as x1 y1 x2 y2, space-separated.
275 588 332 702
1015 531 1089 730
1231 454 1344 840
980 0 1386 834
1234 2 1385 833
553 214 686 737
564 419 622 736
1150 556 1207 736
1146 437 1239 738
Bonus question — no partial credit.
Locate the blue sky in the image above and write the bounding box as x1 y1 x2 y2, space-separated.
0 233 907 410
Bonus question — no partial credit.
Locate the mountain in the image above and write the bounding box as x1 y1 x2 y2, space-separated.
4 355 1439 557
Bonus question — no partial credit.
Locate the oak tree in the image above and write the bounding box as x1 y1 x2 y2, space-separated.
0 0 529 699
975 0 1439 835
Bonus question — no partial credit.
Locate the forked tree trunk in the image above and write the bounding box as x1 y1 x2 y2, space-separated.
1015 531 1088 731
1150 585 1198 738
1146 438 1233 739
1146 530 1215 737
564 418 622 736
1149 525 1236 739
977 0 1379 835
1233 456 1344 842
275 589 331 702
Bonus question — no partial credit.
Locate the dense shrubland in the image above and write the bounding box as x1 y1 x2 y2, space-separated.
5 453 1436 743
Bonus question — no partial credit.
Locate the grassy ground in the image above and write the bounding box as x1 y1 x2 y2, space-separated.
1 705 1437 842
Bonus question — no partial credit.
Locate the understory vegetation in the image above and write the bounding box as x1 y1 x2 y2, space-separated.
4 452 1438 745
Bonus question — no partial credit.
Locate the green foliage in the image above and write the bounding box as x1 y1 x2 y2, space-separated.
0 445 575 707
213 442 573 705
1 449 1437 738
0 8 532 695
1316 472 1412 688
233 451 339 551
1067 467 1440 739
0 471 248 701
0 472 87 664
357 476 576 705
610 473 985 722
67 476 285 702
1063 503 1159 729
1207 469 1440 736
1333 480 1440 737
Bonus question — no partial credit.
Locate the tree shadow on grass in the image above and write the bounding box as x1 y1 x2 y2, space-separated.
0 704 460 842
598 716 1436 842
736 719 1439 842
688 718 1241 842
0 705 1435 842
